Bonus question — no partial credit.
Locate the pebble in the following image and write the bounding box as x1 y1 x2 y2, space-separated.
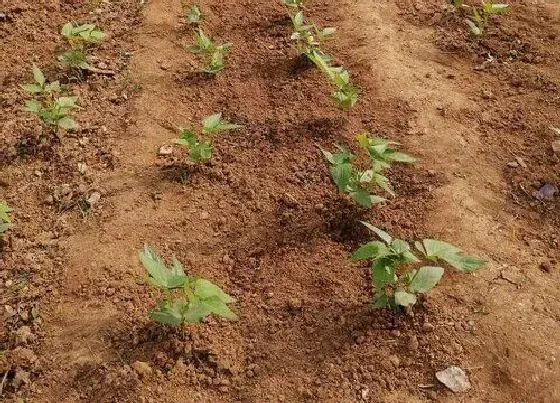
287 297 302 311
200 211 210 220
15 326 35 345
407 335 419 351
12 369 30 389
159 145 173 155
435 366 471 392
552 139 560 154
87 192 101 206
132 361 153 377
422 322 435 333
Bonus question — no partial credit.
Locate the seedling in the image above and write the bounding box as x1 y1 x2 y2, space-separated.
59 23 105 70
189 29 231 74
352 222 485 310
0 202 13 236
307 50 358 109
174 113 241 164
282 0 303 7
289 10 336 56
22 64 78 130
321 132 415 207
140 246 237 326
465 2 510 35
182 1 203 25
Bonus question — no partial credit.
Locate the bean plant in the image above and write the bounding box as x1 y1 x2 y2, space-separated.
189 29 231 74
140 246 237 325
0 202 12 236
289 10 336 56
321 132 415 207
23 64 78 130
59 23 105 70
352 222 485 309
449 1 510 35
174 113 241 164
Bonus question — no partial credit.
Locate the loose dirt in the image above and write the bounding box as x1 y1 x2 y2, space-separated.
1 0 558 402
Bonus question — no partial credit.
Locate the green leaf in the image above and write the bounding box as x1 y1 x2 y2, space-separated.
371 293 390 309
24 100 42 113
394 289 417 307
350 190 385 208
200 296 238 320
201 113 240 133
149 301 184 326
139 246 187 289
57 96 78 107
32 63 45 86
371 258 398 290
57 117 77 130
0 202 11 223
61 22 73 37
192 278 235 304
183 300 212 322
351 241 391 261
389 152 416 163
465 19 482 35
22 84 44 94
359 221 392 244
421 239 485 273
408 266 444 293
330 163 353 192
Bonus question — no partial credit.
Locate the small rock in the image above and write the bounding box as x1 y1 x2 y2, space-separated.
132 361 152 377
34 170 42 177
44 194 54 205
200 211 210 220
12 369 30 389
552 139 560 154
507 161 518 168
159 145 173 155
515 156 527 168
534 184 557 200
160 62 171 70
287 297 302 311
15 326 35 345
422 322 435 333
388 355 400 367
435 366 471 392
407 335 419 351
389 329 401 337
98 61 108 69
481 90 493 99
87 192 101 206
78 163 88 175
360 387 369 399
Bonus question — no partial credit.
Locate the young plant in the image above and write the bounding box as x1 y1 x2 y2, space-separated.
140 246 237 326
289 10 336 56
307 50 358 109
189 29 231 74
0 202 13 236
352 222 485 310
182 1 203 25
282 0 303 7
59 23 105 70
321 132 415 207
174 113 241 164
22 64 78 130
465 2 510 36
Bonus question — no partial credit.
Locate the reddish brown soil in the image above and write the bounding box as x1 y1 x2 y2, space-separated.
1 0 559 402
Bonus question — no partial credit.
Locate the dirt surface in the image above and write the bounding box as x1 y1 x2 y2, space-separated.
1 0 559 402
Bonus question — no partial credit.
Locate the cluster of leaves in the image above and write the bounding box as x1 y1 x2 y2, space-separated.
190 28 231 74
283 2 357 109
321 132 415 207
23 64 78 130
0 202 13 236
174 113 241 164
449 1 510 36
182 1 203 25
352 222 485 309
140 246 237 325
59 23 105 70
289 10 336 56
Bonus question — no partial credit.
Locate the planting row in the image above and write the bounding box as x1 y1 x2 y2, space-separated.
2 0 499 327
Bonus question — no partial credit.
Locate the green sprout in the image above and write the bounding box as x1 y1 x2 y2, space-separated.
0 202 13 236
321 132 415 207
466 2 509 35
352 222 486 310
140 246 238 326
289 10 336 56
189 29 231 74
174 113 241 164
182 1 203 25
22 64 78 130
59 23 105 70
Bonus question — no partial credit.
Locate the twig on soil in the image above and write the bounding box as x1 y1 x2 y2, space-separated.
84 66 117 75
0 370 9 397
